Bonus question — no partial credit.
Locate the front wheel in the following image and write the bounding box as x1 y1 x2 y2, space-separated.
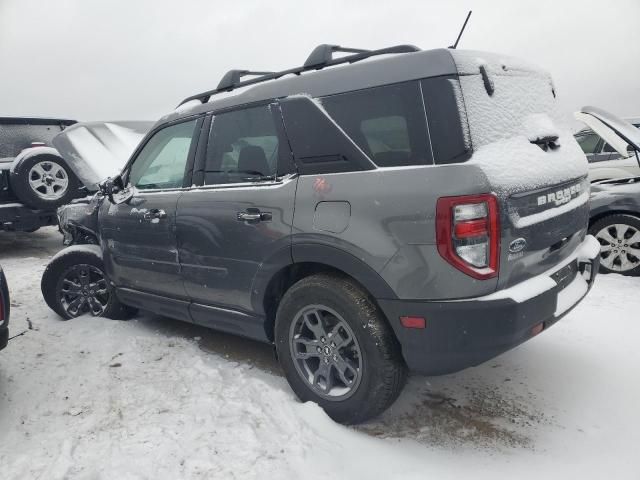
275 273 406 424
41 246 137 320
589 214 640 276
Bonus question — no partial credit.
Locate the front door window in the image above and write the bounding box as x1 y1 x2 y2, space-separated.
128 119 198 190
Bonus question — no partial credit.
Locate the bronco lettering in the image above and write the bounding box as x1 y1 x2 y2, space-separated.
537 182 581 207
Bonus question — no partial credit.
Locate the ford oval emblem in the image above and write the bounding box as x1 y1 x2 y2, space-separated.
509 238 527 254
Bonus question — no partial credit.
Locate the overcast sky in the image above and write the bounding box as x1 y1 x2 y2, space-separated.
1 0 639 124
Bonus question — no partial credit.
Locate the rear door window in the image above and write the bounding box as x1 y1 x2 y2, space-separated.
203 105 279 185
320 82 433 167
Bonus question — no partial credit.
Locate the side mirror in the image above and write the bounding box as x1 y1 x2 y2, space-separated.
98 175 128 204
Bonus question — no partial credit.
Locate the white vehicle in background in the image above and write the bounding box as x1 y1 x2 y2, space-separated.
575 115 640 182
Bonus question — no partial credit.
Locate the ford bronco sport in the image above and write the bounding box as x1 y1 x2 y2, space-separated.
41 44 600 423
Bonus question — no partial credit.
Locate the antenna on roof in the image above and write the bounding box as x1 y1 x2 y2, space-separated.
449 10 472 49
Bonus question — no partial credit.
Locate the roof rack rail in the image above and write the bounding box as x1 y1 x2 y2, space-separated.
177 43 420 107
217 70 275 91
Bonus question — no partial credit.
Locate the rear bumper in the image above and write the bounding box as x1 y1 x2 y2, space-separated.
0 202 57 232
378 235 601 375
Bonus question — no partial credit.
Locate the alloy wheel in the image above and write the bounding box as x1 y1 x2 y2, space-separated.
289 305 363 401
595 223 640 272
58 264 110 317
28 161 69 200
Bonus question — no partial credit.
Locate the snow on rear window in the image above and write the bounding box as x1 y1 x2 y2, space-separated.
449 50 587 194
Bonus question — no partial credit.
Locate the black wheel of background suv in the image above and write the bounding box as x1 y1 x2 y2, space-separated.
589 214 640 276
10 153 80 210
275 273 407 424
41 247 137 320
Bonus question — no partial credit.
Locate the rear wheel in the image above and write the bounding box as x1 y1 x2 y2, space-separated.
275 273 406 424
41 248 137 320
589 214 640 276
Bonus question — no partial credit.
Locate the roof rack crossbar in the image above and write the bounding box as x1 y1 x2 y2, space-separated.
177 43 420 107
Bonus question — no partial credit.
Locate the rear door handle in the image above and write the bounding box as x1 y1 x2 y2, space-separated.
143 208 167 220
237 209 272 222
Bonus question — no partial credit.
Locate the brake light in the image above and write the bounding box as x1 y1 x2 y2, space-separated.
436 193 500 279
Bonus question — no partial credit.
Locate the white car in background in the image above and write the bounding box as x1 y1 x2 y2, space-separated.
575 115 640 181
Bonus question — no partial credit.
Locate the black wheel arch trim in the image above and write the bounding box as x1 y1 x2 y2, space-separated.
291 243 397 299
10 146 67 174
251 242 398 318
590 207 640 228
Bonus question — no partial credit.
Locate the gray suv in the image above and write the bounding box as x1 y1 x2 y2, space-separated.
42 44 600 423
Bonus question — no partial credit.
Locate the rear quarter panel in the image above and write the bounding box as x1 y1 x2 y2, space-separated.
292 164 499 300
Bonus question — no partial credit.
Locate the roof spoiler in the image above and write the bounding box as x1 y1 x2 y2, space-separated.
176 43 420 107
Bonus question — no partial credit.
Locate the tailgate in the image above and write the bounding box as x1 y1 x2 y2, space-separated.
498 176 590 289
449 50 590 290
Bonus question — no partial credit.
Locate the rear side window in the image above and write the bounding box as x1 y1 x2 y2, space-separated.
321 82 433 167
204 105 279 185
420 76 470 164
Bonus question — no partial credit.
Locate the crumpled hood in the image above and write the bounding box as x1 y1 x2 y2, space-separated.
53 121 153 190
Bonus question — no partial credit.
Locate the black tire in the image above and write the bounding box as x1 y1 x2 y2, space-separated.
41 247 137 320
589 213 640 276
10 153 80 210
275 273 406 424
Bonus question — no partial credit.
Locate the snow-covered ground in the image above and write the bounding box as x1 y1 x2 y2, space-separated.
0 227 639 479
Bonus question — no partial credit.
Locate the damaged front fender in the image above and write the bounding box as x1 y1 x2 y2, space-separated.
57 193 103 245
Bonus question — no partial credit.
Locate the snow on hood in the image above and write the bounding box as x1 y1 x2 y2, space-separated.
574 106 640 157
449 50 587 194
53 121 153 189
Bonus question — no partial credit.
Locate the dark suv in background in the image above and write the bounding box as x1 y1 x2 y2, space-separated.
42 44 600 423
0 117 77 232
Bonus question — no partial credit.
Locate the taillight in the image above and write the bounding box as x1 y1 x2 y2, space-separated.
436 193 500 279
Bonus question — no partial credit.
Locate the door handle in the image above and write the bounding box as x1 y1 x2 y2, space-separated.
237 209 272 222
143 209 167 221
